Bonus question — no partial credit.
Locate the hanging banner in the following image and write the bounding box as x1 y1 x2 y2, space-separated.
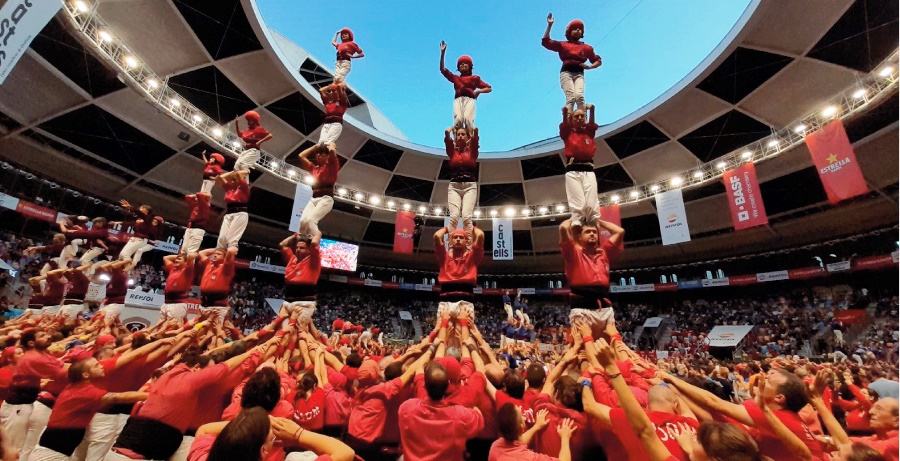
288 182 313 233
706 325 755 347
723 163 768 230
655 189 690 245
492 218 513 260
393 211 416 254
597 204 621 246
15 200 56 222
0 192 19 210
0 0 63 84
805 120 868 204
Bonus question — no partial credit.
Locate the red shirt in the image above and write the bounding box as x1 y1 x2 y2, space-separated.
239 126 270 149
223 371 296 422
608 409 699 461
106 268 128 304
12 350 66 389
188 351 261 431
66 270 91 299
532 393 591 461
164 261 195 302
435 241 483 287
398 397 484 461
441 68 490 99
742 401 827 461
488 439 560 461
44 273 66 305
186 194 210 227
348 377 407 444
850 430 899 461
199 259 235 296
495 391 535 426
303 154 341 194
138 363 231 432
99 354 165 394
541 38 601 72
0 366 14 403
324 383 351 427
560 121 599 162
561 238 621 291
282 245 321 285
324 101 347 124
46 381 108 429
335 40 362 61
444 135 479 181
223 179 250 205
523 388 541 409
293 387 326 430
203 164 223 180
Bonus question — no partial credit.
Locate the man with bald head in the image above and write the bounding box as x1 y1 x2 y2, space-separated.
399 362 484 461
850 397 899 461
434 225 485 321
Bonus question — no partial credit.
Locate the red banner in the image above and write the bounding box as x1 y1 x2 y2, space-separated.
729 274 758 286
393 211 416 254
834 310 867 325
723 163 768 230
654 283 678 291
15 200 57 222
788 266 827 280
852 255 895 271
598 204 621 245
805 120 869 204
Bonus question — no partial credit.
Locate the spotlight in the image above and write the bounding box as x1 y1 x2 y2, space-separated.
418 205 427 213
793 124 807 134
650 184 659 192
287 170 296 177
610 195 620 203
629 190 639 198
98 30 112 43
74 1 89 13
852 88 867 99
767 139 779 148
821 106 838 118
304 175 315 185
170 98 181 107
370 196 381 205
474 210 482 217
538 206 548 214
354 192 364 200
670 177 683 187
555 204 565 212
879 66 894 77
403 203 411 210
127 279 135 286
124 56 139 69
504 207 515 217
387 200 395 208
741 151 752 159
337 188 347 196
270 161 279 168
434 207 442 215
192 114 202 123
490 209 498 217
716 161 727 169
231 140 241 148
521 208 531 216
146 78 159 89
98 274 110 282
211 127 223 137
693 171 703 179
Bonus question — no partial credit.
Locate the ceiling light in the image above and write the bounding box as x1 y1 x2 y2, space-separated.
211 127 223 137
610 195 620 203
387 200 395 208
287 170 296 177
337 188 347 196
124 56 139 68
629 190 639 198
74 1 89 13
231 140 241 148
555 204 565 212
821 106 838 118
793 124 807 134
354 192 364 200
538 206 548 214
192 114 202 122
98 30 112 43
741 151 752 159
504 207 516 217
879 66 894 77
670 177 683 187
146 78 159 89
650 184 659 192
521 208 531 216
418 205 427 213
490 209 498 217
852 88 867 99
270 161 279 168
370 196 381 205
473 210 481 217
304 175 315 184
716 161 727 169
170 98 181 107
434 207 442 215
403 203 411 210
767 139 779 148
693 171 703 179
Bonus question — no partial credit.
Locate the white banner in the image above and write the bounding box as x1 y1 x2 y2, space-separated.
414 284 433 292
706 325 755 347
643 317 663 328
398 310 413 321
492 218 513 260
265 298 283 314
892 251 899 264
288 182 313 233
826 261 851 273
756 270 789 282
153 241 180 254
364 278 382 287
655 351 669 359
0 192 19 210
656 189 691 245
0 0 62 84
702 278 730 287
610 283 655 293
249 261 286 275
124 289 165 309
473 286 483 294
517 288 535 295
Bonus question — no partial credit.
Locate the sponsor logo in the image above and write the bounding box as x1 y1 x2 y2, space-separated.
667 214 677 223
820 154 851 174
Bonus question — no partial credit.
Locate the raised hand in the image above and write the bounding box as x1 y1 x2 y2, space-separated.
534 409 550 430
557 418 576 440
547 13 554 24
439 41 447 52
672 422 697 455
594 338 617 367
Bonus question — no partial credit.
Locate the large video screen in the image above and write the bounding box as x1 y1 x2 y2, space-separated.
320 238 358 272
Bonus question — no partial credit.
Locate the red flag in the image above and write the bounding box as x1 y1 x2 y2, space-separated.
804 120 868 204
598 204 621 245
722 162 768 230
393 211 416 253
15 200 57 222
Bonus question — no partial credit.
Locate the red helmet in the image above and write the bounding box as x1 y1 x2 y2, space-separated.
565 20 585 40
339 28 354 41
210 153 225 165
457 55 473 69
244 111 261 125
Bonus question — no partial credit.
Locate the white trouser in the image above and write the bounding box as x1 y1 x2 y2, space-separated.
334 59 351 82
834 330 845 345
503 303 514 320
72 412 129 461
99 304 124 322
447 181 477 239
0 401 33 452
565 171 598 226
453 96 476 131
59 304 87 321
559 71 586 111
438 300 475 321
200 306 229 326
21 400 53 460
40 305 61 317
286 452 320 461
168 434 193 461
319 123 343 145
80 247 105 265
570 307 614 339
282 301 317 328
516 309 530 326
131 243 155 267
103 451 147 461
58 242 80 269
160 303 189 323
201 179 215 194
27 446 69 461
182 227 205 254
217 212 248 250
299 196 334 237
834 350 848 363
235 148 260 172
119 237 148 261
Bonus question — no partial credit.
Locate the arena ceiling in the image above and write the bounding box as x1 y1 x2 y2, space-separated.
0 0 896 273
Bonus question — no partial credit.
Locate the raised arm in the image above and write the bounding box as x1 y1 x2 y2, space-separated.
439 41 447 72
544 13 554 39
658 372 753 426
597 218 624 248
271 417 355 461
472 225 485 248
559 218 575 246
757 376 813 460
587 104 596 124
332 31 340 48
296 144 318 171
434 226 449 248
337 82 350 107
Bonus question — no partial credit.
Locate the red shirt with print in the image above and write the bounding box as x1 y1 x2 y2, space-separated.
560 121 599 162
239 126 270 149
293 387 326 431
441 68 490 99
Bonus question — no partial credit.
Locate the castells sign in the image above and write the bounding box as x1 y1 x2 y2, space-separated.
0 0 62 84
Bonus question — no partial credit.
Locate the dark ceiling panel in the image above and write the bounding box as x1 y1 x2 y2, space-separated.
246 187 292 223
298 59 366 108
593 163 634 193
678 110 772 162
266 92 325 135
353 140 403 171
438 159 480 181
30 18 125 98
621 214 662 242
758 167 828 215
604 121 670 159
513 230 534 251
385 175 435 202
681 181 726 203
697 47 793 104
172 0 262 60
168 66 257 124
807 0 898 73
37 106 175 175
362 220 395 245
0 110 22 133
332 200 373 219
21 130 138 182
843 93 899 143
521 154 566 180
479 183 526 206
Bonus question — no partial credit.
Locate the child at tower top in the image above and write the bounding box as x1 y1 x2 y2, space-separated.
542 13 602 112
439 40 491 135
332 28 364 82
234 110 272 172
